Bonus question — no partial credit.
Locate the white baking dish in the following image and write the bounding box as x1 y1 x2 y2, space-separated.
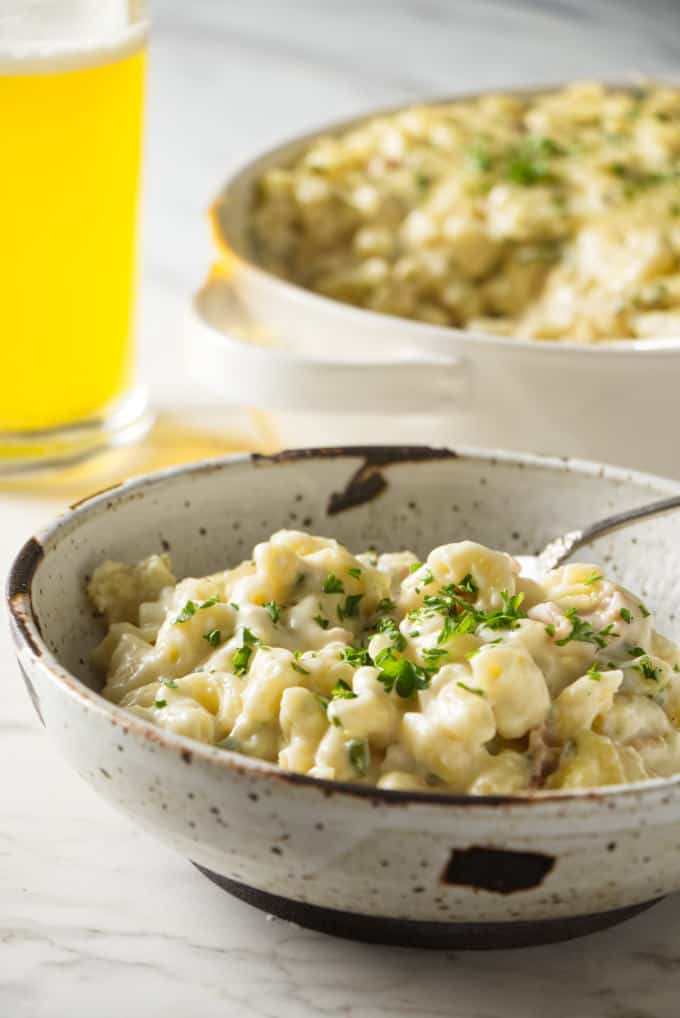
186 86 680 474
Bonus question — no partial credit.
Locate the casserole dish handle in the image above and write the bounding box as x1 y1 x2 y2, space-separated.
186 285 467 416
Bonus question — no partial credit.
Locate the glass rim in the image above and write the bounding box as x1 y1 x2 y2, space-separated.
0 2 149 74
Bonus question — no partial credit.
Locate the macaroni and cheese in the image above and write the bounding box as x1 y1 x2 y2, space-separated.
251 82 680 342
89 531 680 793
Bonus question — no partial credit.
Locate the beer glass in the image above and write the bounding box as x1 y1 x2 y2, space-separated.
0 1 150 473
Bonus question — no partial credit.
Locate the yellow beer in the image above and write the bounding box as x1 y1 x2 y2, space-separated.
0 25 146 432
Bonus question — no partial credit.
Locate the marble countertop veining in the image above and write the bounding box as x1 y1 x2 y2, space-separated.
5 2 680 1015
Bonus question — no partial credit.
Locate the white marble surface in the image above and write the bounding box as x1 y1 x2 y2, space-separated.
5 2 680 1015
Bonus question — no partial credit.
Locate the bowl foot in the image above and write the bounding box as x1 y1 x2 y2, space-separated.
192 863 660 950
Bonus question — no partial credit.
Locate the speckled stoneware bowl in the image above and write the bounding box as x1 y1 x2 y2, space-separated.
8 447 680 950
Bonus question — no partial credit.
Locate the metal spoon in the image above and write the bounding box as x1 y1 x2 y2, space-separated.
517 493 680 580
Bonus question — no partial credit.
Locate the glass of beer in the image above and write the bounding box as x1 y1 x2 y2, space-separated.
0 1 151 474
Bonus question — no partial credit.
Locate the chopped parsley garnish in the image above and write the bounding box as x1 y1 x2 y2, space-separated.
556 609 618 649
483 591 527 630
229 602 240 611
545 624 556 637
466 143 494 173
376 616 406 651
323 573 345 594
375 647 430 698
457 573 478 595
456 680 485 697
505 136 560 186
627 645 647 658
620 608 633 624
233 627 259 676
347 738 370 776
341 645 372 667
203 629 222 648
338 594 363 621
586 663 602 681
409 561 423 574
314 611 330 630
584 571 604 585
174 594 221 624
414 583 525 645
159 678 178 688
639 603 651 618
264 601 281 624
377 597 396 613
331 679 357 700
154 697 167 708
291 660 310 675
421 569 435 586
347 567 362 579
632 656 661 682
423 646 449 664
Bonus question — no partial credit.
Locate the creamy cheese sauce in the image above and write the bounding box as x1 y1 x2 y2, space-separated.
89 530 680 793
251 82 680 343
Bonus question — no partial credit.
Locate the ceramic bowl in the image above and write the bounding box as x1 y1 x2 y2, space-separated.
196 83 680 477
8 446 680 950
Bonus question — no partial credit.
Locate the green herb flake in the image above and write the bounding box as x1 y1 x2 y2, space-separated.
632 656 661 682
233 627 260 677
466 143 493 173
323 573 345 595
375 647 431 698
376 616 407 651
314 613 330 630
174 600 198 624
347 738 370 777
347 567 362 579
175 594 221 624
556 609 618 649
377 597 396 613
338 593 363 621
620 608 633 624
332 678 358 700
291 660 310 675
423 646 449 664
159 678 178 689
457 573 478 595
456 680 485 697
584 571 604 585
229 602 240 612
203 629 222 649
409 561 423 574
264 601 281 624
586 663 602 681
154 696 168 708
639 603 651 618
545 624 556 637
341 645 372 667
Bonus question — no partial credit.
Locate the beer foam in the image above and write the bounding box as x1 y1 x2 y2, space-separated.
0 1 147 74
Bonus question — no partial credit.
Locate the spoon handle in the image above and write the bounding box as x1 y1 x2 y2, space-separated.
539 493 680 573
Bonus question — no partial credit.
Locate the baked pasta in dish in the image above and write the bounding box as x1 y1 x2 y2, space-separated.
251 82 680 343
89 530 680 794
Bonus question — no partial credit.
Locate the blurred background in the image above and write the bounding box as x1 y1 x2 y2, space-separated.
141 0 680 417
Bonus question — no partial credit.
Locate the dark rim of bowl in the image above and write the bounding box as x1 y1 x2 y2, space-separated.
7 444 680 809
